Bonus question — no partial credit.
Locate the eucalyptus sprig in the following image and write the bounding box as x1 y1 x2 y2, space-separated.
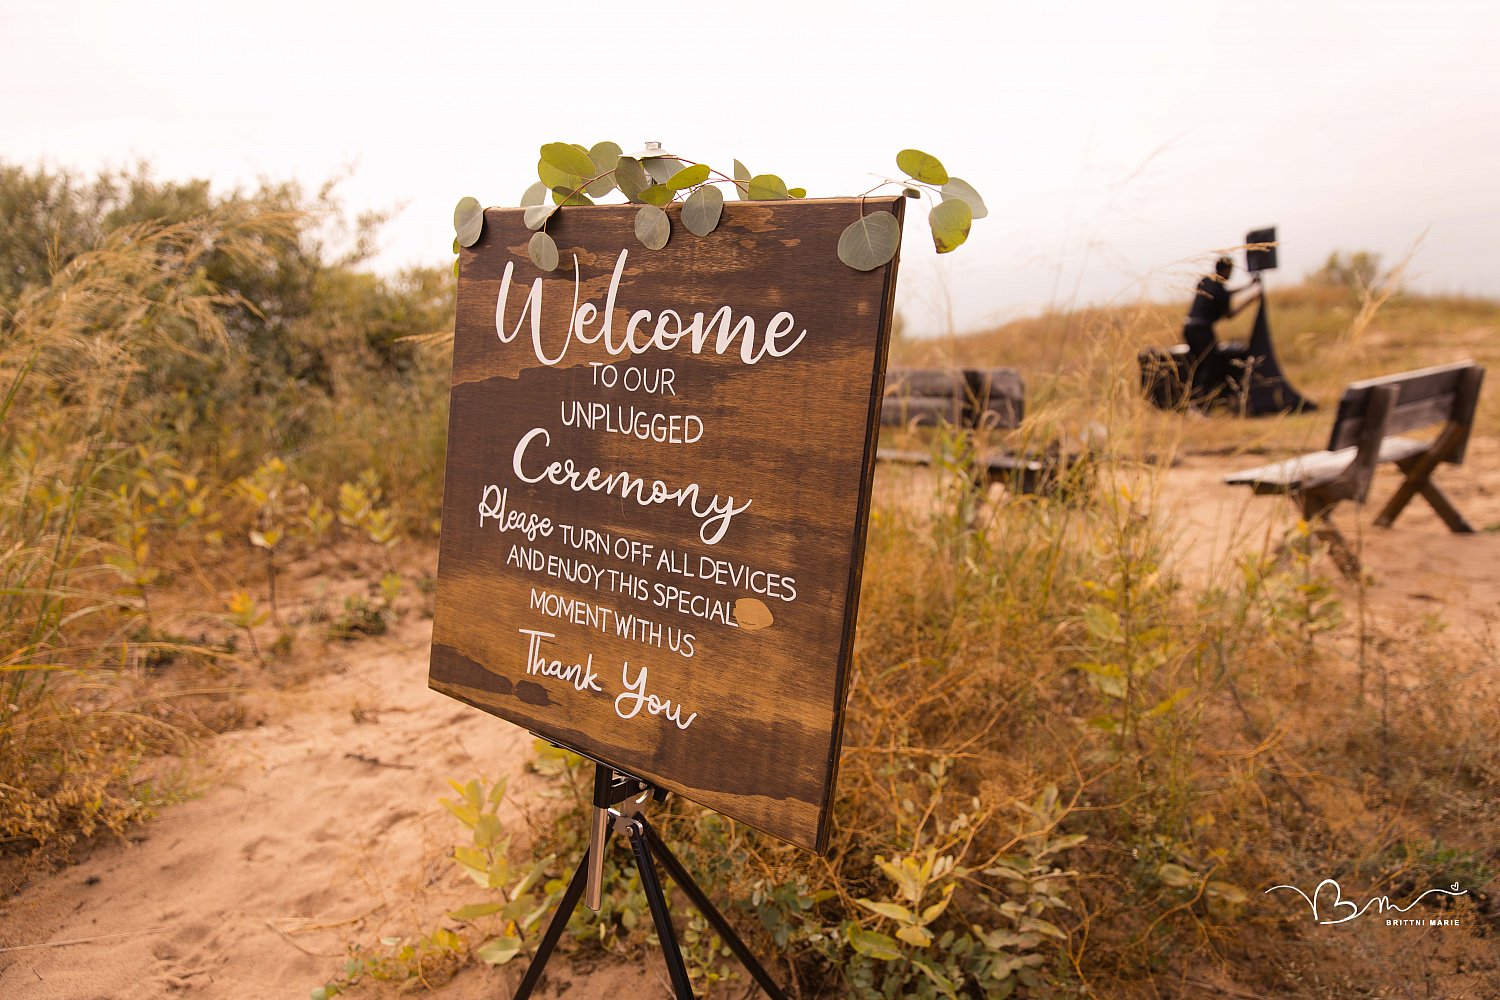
451 143 986 274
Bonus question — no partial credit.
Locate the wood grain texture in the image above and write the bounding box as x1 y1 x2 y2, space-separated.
429 197 904 852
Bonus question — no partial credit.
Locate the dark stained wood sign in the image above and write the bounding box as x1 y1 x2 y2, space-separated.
429 197 904 852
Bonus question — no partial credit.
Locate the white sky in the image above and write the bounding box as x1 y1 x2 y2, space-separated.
3 0 1497 335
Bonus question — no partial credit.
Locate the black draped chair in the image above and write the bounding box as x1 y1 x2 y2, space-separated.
1140 289 1317 416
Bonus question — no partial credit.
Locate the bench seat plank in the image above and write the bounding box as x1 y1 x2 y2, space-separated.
1224 436 1429 493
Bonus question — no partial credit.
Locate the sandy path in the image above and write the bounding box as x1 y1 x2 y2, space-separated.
0 615 572 998
1158 438 1500 633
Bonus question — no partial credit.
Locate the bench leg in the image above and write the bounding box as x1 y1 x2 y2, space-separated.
1295 492 1361 580
1373 456 1428 527
1374 456 1475 533
1374 418 1477 533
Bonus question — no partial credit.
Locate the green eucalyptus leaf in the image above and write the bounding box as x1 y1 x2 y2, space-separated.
520 181 548 207
539 141 596 178
528 231 559 272
615 156 649 201
634 205 670 250
929 198 972 253
682 185 724 236
747 173 788 201
732 159 752 200
940 176 988 219
837 211 901 271
586 141 621 198
451 237 459 254
903 187 921 199
453 196 483 248
667 163 710 190
523 203 556 231
896 148 949 185
788 187 807 198
643 156 685 185
637 184 673 207
551 186 593 207
537 159 583 192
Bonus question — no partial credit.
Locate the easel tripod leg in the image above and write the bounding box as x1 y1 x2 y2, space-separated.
513 846 591 1000
626 821 696 999
645 825 791 1000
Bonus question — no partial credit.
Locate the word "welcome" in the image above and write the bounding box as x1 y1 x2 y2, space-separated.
496 249 808 367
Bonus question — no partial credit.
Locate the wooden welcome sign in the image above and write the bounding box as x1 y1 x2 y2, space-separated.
429 196 904 851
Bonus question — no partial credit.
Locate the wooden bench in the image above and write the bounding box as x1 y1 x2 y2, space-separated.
1224 361 1485 576
876 367 1058 494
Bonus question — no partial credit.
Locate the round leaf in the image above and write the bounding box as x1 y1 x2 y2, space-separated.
615 156 649 201
896 148 949 185
788 187 807 199
643 156 686 185
732 159 752 200
528 231 559 272
747 173 788 201
520 181 548 208
537 159 583 193
586 141 621 198
451 237 459 254
929 198 972 254
637 184 674 207
634 205 670 250
523 203 557 231
453 196 483 248
666 163 710 190
681 185 724 237
539 141 596 178
837 211 901 271
940 176 988 219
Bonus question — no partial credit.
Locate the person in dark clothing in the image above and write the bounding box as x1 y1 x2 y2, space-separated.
1181 256 1262 401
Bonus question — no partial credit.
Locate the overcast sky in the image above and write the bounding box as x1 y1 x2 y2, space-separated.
3 0 1496 335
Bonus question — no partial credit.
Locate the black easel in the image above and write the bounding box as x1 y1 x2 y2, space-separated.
513 763 790 1000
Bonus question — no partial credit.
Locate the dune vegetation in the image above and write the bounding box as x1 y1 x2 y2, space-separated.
3 166 1497 997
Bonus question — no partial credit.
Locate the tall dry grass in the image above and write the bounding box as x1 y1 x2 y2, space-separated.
0 190 456 870
0 209 299 858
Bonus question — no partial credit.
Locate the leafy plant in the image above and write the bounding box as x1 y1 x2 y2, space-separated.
224 590 268 667
452 142 988 275
312 929 468 999
337 469 402 569
326 593 387 641
232 457 301 623
441 776 560 968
